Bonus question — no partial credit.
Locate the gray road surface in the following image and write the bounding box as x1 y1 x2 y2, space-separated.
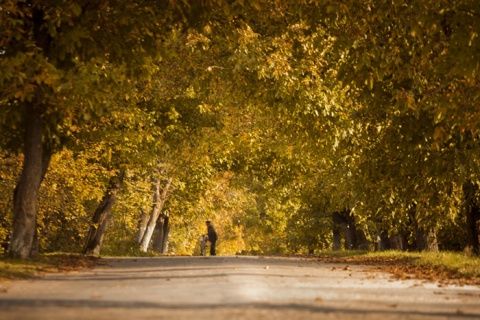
1 256 480 319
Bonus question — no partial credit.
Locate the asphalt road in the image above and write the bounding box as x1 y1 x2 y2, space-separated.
1 256 480 319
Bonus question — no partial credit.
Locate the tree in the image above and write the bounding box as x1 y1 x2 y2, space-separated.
83 168 125 255
327 0 480 252
3 0 479 257
137 170 172 253
0 0 184 258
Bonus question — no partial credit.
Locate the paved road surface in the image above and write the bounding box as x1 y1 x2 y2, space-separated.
1 256 480 319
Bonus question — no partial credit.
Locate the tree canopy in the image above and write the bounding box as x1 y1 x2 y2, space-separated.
1 0 479 257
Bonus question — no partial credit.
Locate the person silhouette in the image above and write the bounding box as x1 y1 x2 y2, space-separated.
206 221 218 256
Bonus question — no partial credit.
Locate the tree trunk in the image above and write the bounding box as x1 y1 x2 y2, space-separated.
332 226 342 251
355 229 370 250
8 104 51 259
346 212 359 249
341 222 353 250
466 206 480 255
152 214 169 253
408 204 438 252
333 210 357 250
390 233 406 251
426 229 439 252
161 215 170 253
463 180 480 255
83 170 125 255
375 230 390 251
135 208 150 246
139 177 172 252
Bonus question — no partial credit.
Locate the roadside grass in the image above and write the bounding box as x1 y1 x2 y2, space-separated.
316 250 480 285
0 253 99 281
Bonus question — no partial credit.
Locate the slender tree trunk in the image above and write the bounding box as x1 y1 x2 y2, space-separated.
83 170 125 255
135 208 150 246
152 214 170 253
139 177 172 252
426 229 439 252
161 215 170 253
466 206 480 255
9 104 51 259
138 178 161 251
463 180 480 255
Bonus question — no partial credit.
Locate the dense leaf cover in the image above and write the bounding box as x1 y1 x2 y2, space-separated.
0 0 479 257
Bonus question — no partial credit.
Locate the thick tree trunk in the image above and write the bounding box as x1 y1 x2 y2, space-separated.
152 214 169 253
139 177 172 252
332 226 342 251
408 204 439 252
8 8 55 259
8 104 51 259
346 213 359 249
426 229 439 252
466 206 480 255
355 229 370 250
415 228 439 252
30 146 52 257
390 233 406 251
83 170 125 255
341 222 353 250
332 210 358 250
375 230 390 251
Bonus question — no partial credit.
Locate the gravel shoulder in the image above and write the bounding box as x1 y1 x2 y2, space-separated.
1 255 480 320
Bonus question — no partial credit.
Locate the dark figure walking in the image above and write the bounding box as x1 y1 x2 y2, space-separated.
206 221 218 256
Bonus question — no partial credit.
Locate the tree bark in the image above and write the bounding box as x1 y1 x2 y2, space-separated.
332 226 342 251
466 205 480 255
8 7 55 259
463 180 480 255
8 104 51 259
332 210 358 250
355 229 370 250
426 229 439 252
408 204 439 252
83 169 125 255
390 233 406 251
135 208 150 246
375 230 391 251
139 177 172 252
152 214 169 253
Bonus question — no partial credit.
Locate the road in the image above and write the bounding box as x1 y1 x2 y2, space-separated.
1 256 480 319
